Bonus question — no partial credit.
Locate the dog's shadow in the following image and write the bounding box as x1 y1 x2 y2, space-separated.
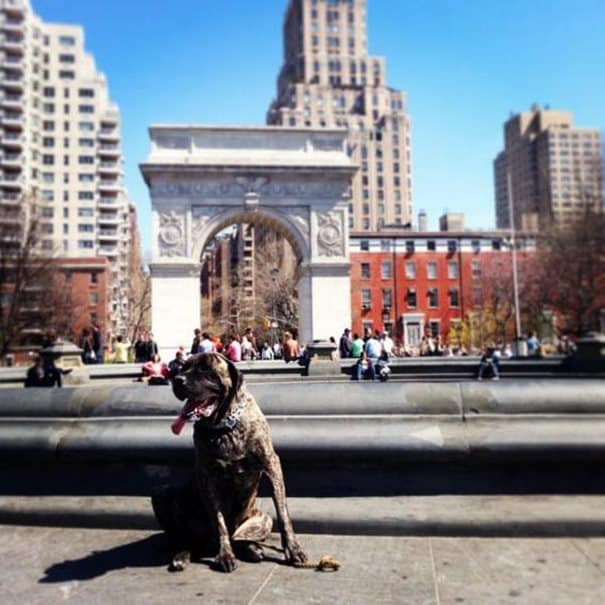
39 533 290 583
39 533 184 583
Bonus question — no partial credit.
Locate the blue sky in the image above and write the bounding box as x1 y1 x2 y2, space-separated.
33 0 605 256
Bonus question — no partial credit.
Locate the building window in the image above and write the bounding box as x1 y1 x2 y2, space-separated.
471 260 481 277
448 261 458 279
449 288 460 308
59 35 76 45
78 224 94 232
59 70 75 79
382 289 392 309
428 288 439 308
90 292 98 306
427 240 436 251
447 240 457 253
78 105 94 113
78 208 94 217
78 240 94 249
360 262 370 279
427 262 437 279
380 240 391 252
78 191 94 200
405 261 416 279
381 261 392 279
405 240 414 254
361 289 372 309
360 240 369 251
492 239 501 251
472 239 481 253
90 272 98 284
429 320 440 338
406 288 417 308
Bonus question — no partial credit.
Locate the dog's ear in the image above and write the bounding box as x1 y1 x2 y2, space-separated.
223 355 243 403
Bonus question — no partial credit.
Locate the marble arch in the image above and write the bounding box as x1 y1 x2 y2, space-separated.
140 125 357 356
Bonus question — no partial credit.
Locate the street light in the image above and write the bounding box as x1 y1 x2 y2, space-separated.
271 267 279 345
507 171 523 352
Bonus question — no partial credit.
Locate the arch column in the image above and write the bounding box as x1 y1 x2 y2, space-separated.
298 261 351 346
149 262 200 358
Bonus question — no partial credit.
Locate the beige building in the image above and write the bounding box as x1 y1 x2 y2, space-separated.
494 105 602 231
267 0 412 231
0 0 133 334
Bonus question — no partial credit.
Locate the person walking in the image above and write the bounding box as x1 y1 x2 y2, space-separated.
92 323 104 364
190 328 202 355
339 328 352 358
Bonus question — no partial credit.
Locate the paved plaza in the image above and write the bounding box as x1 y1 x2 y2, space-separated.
1 525 604 605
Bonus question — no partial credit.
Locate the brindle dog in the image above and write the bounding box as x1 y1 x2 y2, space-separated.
152 352 307 573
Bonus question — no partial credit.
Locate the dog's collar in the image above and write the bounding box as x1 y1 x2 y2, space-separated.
198 389 248 433
222 390 248 430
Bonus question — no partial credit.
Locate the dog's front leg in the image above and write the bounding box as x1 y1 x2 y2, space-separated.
265 450 307 565
195 455 237 572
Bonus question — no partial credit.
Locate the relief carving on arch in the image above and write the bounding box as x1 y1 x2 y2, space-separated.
316 211 345 257
158 210 186 257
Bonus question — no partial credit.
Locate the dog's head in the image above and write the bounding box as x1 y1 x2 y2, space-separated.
172 353 243 425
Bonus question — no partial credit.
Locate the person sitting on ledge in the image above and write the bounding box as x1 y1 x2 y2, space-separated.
142 353 170 386
352 351 376 381
477 344 500 381
25 354 62 388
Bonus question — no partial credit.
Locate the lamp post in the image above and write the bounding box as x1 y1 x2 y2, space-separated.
507 171 523 353
270 267 279 345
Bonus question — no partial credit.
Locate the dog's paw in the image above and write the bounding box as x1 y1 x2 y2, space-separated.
285 541 307 566
215 549 238 573
168 551 191 572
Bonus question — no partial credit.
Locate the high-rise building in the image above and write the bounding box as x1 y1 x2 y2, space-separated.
0 0 133 334
267 0 412 231
494 105 602 231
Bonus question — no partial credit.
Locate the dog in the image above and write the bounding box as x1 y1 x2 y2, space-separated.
152 352 307 573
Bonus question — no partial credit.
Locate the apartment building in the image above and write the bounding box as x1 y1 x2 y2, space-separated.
494 105 602 231
0 0 132 335
268 0 412 231
350 228 537 348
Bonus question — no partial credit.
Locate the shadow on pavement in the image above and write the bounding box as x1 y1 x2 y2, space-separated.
39 533 170 583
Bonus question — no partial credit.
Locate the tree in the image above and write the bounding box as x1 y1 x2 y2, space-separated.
0 197 58 358
537 206 605 336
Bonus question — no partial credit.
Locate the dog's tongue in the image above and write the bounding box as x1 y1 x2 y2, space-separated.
171 398 217 436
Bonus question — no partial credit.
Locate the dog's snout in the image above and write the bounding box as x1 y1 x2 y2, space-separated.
173 375 186 385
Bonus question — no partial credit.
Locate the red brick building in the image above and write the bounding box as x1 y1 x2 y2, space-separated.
350 230 536 348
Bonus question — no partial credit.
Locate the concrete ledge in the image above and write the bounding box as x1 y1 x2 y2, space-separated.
2 415 605 463
1 380 604 418
1 495 605 537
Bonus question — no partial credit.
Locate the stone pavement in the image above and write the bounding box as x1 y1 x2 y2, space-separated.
1 525 604 605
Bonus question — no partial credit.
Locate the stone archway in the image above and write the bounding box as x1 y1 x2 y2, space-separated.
140 126 357 356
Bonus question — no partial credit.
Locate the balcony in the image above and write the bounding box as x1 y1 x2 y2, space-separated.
0 174 22 190
98 229 120 241
98 161 121 174
2 113 22 129
1 152 20 168
2 19 24 34
98 179 121 192
98 197 120 209
2 57 23 72
1 132 22 148
1 75 23 92
98 246 119 257
98 128 120 142
98 213 120 225
98 144 120 157
1 93 22 110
